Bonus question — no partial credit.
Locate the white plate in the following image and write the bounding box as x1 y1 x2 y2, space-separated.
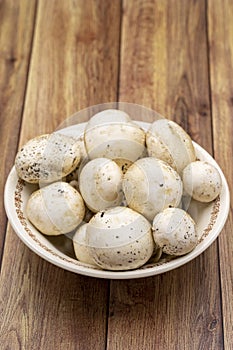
4 121 230 279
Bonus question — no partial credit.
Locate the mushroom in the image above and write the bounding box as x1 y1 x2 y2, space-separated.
146 119 196 174
86 207 154 270
84 109 146 162
182 161 222 202
26 182 85 235
152 208 198 255
73 224 96 266
79 158 123 213
15 133 81 183
122 157 183 221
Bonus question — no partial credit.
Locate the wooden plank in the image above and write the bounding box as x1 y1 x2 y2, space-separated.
0 0 121 349
0 0 37 261
107 1 223 349
20 0 121 141
207 0 233 348
0 232 109 350
119 0 212 152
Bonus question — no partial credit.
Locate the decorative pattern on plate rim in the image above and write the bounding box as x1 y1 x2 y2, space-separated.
198 196 220 243
14 178 221 271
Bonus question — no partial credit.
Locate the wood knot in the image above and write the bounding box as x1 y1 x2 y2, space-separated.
208 318 218 332
6 56 17 64
199 103 208 117
76 31 96 44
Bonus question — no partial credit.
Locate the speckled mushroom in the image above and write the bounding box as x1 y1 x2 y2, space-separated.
122 157 183 221
15 133 81 183
146 119 196 174
182 161 222 202
26 182 85 235
79 158 123 213
152 208 198 255
86 207 154 270
84 109 146 163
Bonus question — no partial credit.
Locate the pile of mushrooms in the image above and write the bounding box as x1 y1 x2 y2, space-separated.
15 109 222 271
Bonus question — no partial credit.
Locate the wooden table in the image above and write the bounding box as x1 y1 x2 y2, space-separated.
0 1 232 349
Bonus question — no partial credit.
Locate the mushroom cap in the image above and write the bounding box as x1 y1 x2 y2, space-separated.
87 109 132 127
152 208 198 255
146 119 196 174
15 133 80 183
122 157 183 221
79 158 123 213
182 161 222 202
73 224 96 266
86 207 154 270
84 109 146 162
26 182 85 235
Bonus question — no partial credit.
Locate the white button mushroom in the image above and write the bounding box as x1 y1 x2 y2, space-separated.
15 133 81 183
79 158 123 213
182 161 222 202
84 109 146 162
73 224 96 266
122 157 183 221
26 182 85 235
146 119 196 174
152 208 198 256
86 207 154 270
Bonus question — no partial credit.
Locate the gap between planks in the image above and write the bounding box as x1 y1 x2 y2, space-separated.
205 0 225 348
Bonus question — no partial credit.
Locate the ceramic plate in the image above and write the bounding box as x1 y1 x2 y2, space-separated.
4 121 230 279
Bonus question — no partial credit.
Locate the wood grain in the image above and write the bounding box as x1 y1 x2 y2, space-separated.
107 1 223 349
119 0 212 152
0 0 37 261
19 0 121 142
1 0 232 348
208 0 233 348
0 0 121 349
0 232 110 350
